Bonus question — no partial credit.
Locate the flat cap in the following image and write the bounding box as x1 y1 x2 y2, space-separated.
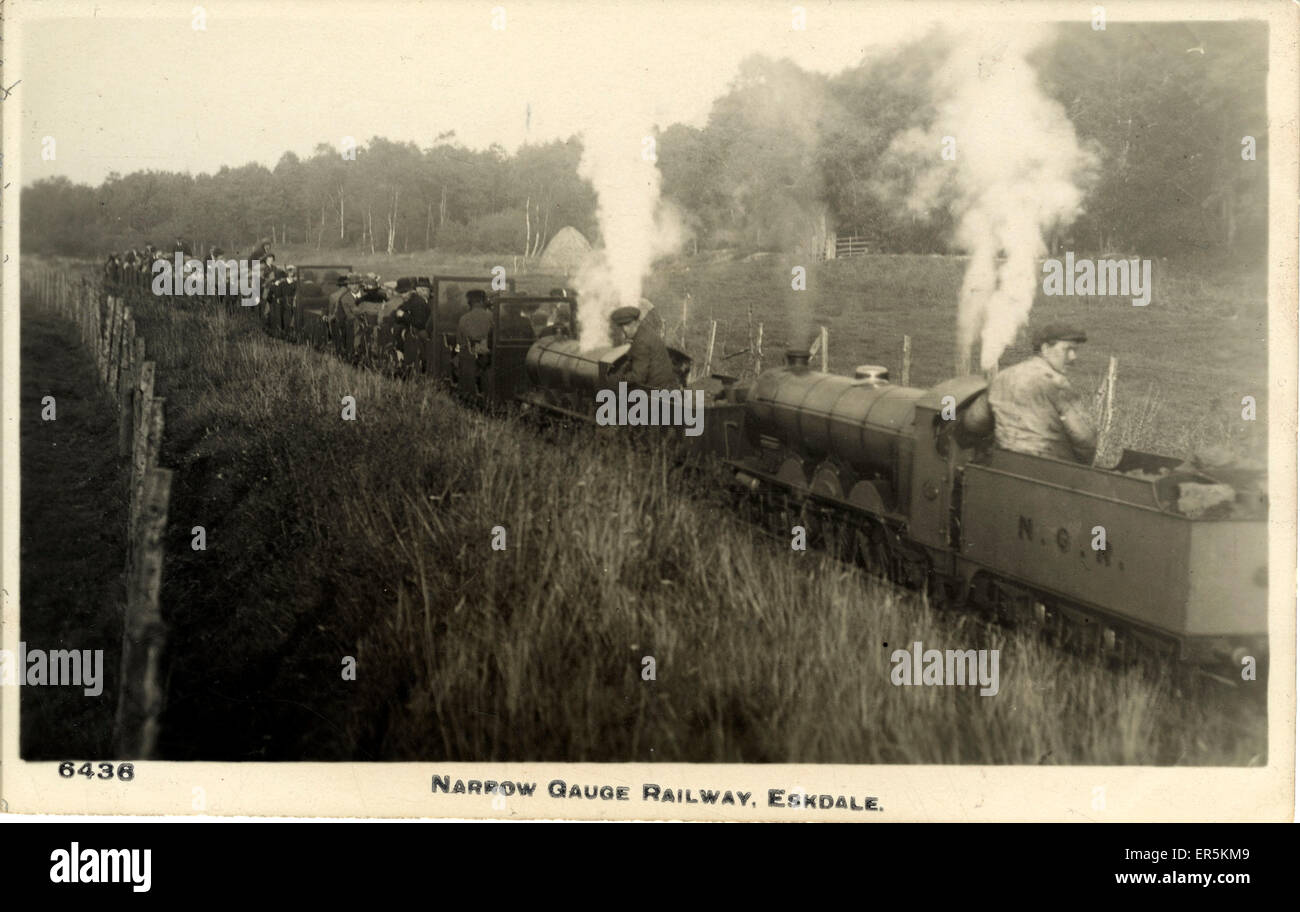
610 305 641 326
1032 323 1087 348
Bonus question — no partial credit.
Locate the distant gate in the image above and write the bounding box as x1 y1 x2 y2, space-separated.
833 235 871 259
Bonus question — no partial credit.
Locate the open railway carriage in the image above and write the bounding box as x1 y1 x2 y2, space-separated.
290 264 352 347
424 275 518 386
428 284 691 409
343 283 401 367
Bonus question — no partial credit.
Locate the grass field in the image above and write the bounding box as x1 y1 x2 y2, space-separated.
18 249 1266 764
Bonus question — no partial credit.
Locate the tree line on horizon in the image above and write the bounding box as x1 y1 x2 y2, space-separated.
22 23 1266 262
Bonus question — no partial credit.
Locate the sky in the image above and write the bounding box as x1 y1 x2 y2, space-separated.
13 0 933 187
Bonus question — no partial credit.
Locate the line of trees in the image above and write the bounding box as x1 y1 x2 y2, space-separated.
22 23 1265 261
21 134 598 258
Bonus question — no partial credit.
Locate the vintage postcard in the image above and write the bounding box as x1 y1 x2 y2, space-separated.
1 0 1294 822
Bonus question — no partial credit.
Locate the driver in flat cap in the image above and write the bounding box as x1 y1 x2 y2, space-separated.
970 322 1097 464
609 301 679 389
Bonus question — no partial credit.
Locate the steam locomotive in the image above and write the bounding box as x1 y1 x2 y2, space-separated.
263 271 1269 682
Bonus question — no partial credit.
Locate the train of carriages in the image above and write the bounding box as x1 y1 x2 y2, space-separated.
109 260 1271 683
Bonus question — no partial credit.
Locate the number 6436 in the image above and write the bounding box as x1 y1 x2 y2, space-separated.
59 762 134 781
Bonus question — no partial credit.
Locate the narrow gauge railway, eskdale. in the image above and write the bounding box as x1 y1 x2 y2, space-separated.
103 257 1271 687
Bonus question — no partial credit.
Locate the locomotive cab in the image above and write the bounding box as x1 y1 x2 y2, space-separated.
906 377 991 561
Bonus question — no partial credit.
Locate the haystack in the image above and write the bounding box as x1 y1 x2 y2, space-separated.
538 226 592 275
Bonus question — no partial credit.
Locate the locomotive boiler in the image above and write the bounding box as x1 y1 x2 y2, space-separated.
520 336 695 419
743 351 930 515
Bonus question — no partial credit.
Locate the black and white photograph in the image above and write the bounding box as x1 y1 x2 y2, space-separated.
1 0 1294 822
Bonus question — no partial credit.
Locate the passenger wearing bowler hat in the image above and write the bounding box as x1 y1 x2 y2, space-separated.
327 274 364 360
608 301 679 390
969 322 1097 464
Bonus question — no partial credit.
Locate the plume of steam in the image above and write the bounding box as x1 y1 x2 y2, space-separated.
574 121 684 350
890 25 1097 372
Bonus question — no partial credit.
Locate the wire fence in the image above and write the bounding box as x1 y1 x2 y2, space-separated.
24 265 173 759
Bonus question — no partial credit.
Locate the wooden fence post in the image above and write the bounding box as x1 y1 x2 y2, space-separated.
110 302 127 397
701 319 717 382
100 296 117 384
819 325 828 373
1093 356 1118 466
118 334 143 457
113 466 173 759
754 322 764 376
129 392 162 548
116 307 133 408
103 298 115 387
746 300 755 372
93 288 104 360
133 362 155 472
902 335 912 387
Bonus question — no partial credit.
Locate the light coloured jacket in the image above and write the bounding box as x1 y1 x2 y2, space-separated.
985 355 1097 463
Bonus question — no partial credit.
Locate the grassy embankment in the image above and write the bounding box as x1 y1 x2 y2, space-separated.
104 250 1265 764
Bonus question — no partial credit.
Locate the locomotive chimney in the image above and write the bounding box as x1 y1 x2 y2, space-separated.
785 348 811 371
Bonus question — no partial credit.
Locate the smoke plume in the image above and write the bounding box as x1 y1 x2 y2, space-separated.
574 121 684 350
891 25 1096 372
